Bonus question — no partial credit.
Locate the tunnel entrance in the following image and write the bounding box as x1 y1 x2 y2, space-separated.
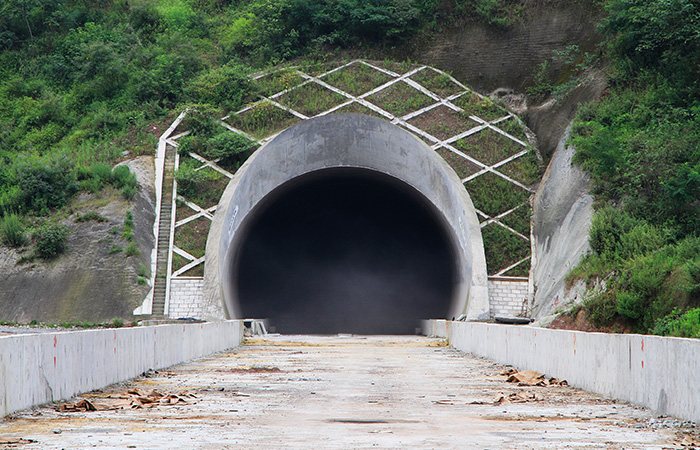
235 169 457 335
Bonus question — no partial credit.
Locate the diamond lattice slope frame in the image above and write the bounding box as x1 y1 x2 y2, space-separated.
167 59 539 280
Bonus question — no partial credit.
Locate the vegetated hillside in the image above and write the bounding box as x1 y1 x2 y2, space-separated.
0 0 600 323
3 0 696 335
556 0 700 338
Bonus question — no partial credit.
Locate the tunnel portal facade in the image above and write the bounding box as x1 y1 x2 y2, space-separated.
204 113 488 333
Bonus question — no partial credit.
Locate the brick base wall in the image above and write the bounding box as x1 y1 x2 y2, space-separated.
168 277 530 320
488 278 529 318
168 278 204 318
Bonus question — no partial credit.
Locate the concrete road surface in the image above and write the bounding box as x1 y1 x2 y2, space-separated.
1 335 697 449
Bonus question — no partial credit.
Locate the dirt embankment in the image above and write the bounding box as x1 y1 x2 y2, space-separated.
411 1 606 158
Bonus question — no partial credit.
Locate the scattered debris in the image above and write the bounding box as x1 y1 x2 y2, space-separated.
675 434 700 449
55 388 197 412
224 367 283 374
0 438 38 446
471 390 544 405
57 399 101 412
500 369 568 387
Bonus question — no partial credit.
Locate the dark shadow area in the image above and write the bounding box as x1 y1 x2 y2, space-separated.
235 169 456 334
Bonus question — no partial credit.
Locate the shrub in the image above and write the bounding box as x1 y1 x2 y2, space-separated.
125 241 140 257
187 63 254 111
0 213 28 247
615 290 644 320
16 155 78 214
34 222 70 259
138 263 150 277
111 165 137 190
201 132 255 169
91 163 113 184
122 210 135 240
585 292 618 328
588 207 666 263
121 185 136 199
654 308 700 338
174 163 207 198
75 211 107 222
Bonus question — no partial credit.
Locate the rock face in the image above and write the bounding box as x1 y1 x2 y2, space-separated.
530 125 593 320
412 1 606 158
0 156 155 323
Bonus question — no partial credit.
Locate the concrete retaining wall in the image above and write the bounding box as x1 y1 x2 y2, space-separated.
0 320 244 417
423 320 700 423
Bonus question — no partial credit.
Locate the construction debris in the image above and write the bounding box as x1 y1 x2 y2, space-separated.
56 388 197 412
500 369 568 386
471 390 544 405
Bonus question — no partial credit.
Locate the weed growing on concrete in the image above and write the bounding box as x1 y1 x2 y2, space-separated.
367 81 433 117
125 241 140 257
138 263 150 278
228 102 299 139
323 62 392 97
33 222 70 259
75 211 108 223
1 213 28 248
277 82 346 117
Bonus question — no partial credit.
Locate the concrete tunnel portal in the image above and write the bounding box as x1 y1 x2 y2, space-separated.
205 114 489 334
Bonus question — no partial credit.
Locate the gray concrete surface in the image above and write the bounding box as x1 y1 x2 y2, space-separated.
0 321 244 417
1 334 695 449
530 125 594 319
427 319 700 424
206 113 488 322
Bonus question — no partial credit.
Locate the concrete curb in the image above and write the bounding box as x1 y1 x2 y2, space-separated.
423 319 700 424
0 320 244 417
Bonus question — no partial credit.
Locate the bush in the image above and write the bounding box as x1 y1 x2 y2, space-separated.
75 211 107 222
16 155 78 214
121 185 137 199
615 290 644 320
125 241 140 257
187 63 254 111
600 0 700 75
0 213 27 247
34 222 70 259
654 308 700 338
111 165 137 190
588 207 667 263
174 163 207 198
200 132 255 169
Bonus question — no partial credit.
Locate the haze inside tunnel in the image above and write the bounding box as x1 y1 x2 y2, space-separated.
235 169 456 335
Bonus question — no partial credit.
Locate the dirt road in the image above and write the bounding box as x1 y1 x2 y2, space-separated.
1 335 696 449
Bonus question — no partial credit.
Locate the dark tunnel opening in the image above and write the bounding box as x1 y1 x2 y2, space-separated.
234 169 457 335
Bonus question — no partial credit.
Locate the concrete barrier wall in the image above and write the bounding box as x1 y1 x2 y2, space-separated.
0 320 244 417
423 320 700 424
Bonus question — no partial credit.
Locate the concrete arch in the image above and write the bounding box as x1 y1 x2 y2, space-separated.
204 113 488 332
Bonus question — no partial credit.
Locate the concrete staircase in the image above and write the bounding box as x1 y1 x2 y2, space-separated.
151 145 176 317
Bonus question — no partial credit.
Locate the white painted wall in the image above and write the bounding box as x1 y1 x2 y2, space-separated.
0 321 244 417
423 320 700 424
